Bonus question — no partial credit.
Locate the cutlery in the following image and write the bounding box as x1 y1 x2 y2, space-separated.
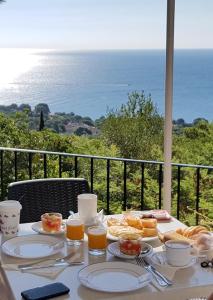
135 255 172 287
18 251 74 269
20 261 84 271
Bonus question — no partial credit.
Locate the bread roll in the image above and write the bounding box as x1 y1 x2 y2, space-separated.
162 230 193 244
141 218 157 228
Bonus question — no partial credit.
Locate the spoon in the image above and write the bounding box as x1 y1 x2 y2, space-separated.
141 245 150 255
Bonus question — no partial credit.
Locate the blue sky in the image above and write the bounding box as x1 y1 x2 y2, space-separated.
0 0 213 50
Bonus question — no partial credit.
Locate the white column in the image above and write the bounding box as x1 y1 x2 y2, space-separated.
163 0 175 213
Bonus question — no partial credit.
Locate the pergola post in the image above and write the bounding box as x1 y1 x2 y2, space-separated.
163 0 175 213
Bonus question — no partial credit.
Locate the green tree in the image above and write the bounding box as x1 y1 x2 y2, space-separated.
34 103 50 116
39 111 45 131
101 91 163 160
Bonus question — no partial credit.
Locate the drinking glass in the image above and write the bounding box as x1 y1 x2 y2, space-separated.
88 226 107 255
66 216 84 245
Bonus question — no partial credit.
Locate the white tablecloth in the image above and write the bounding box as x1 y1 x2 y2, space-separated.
0 217 212 300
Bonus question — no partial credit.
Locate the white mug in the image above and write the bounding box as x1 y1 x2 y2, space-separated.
165 240 192 267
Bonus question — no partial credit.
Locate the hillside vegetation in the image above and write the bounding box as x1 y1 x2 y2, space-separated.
0 92 212 227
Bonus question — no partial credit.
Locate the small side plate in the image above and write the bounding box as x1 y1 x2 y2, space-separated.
107 241 153 260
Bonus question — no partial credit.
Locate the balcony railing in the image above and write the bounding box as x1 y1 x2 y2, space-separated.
0 146 212 225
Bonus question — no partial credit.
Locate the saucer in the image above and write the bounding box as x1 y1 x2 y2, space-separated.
31 221 65 235
151 251 197 269
107 242 153 260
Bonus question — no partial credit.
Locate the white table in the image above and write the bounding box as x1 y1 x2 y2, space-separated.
0 216 213 300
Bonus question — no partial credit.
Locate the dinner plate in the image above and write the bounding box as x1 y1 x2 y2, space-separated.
1 235 64 259
31 221 65 235
78 261 152 292
107 241 153 260
151 251 197 269
104 214 159 242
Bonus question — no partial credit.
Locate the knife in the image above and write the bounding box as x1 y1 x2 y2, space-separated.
143 258 172 286
20 261 84 271
18 252 75 269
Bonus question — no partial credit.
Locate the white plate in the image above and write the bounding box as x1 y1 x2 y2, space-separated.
104 214 159 242
2 235 64 259
107 242 153 260
31 221 65 235
78 261 152 292
151 251 197 269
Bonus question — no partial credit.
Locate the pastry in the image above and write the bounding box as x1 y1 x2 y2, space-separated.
160 230 193 244
108 225 143 237
124 214 143 229
141 218 157 228
175 225 209 239
142 227 158 237
107 217 128 227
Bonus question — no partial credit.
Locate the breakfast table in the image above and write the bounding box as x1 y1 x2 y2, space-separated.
0 214 212 300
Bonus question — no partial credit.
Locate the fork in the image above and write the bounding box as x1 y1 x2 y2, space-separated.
135 255 172 287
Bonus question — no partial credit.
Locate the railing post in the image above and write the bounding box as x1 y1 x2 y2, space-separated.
158 164 163 209
106 159 110 214
90 158 94 193
74 156 78 178
43 154 47 178
59 155 62 178
14 151 18 182
141 163 145 210
196 168 200 225
0 150 4 200
28 153 32 179
123 161 127 211
177 166 181 220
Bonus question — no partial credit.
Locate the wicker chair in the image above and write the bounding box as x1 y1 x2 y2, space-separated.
8 178 90 223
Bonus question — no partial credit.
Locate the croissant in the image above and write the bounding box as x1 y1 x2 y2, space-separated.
175 225 209 239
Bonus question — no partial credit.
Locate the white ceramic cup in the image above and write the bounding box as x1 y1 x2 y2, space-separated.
0 200 22 238
78 194 97 225
165 240 192 267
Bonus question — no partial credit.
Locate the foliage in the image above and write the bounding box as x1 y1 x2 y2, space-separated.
0 95 212 225
101 92 164 160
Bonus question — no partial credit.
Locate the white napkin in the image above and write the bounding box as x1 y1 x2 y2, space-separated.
1 245 84 279
146 247 179 291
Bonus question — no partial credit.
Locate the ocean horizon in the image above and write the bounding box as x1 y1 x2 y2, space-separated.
0 48 212 122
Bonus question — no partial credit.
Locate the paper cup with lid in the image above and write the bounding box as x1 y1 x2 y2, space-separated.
0 200 22 237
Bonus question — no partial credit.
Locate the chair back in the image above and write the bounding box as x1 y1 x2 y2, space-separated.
8 178 90 223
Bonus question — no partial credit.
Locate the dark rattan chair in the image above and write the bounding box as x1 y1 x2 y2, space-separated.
8 178 90 223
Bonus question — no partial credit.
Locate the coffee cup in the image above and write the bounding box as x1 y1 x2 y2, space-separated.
78 194 97 225
0 200 22 238
165 240 192 267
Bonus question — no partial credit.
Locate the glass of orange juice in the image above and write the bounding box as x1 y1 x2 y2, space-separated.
66 217 84 245
88 226 107 255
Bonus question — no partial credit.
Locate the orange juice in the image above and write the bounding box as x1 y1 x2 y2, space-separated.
66 219 84 241
88 226 107 250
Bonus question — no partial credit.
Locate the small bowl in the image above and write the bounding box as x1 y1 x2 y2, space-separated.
41 212 62 233
119 233 142 256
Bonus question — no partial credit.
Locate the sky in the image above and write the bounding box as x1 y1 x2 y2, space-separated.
0 0 213 50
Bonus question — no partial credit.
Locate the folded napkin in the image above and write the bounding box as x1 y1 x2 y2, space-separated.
1 245 84 279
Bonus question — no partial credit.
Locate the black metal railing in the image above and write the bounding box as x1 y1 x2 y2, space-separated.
0 146 212 225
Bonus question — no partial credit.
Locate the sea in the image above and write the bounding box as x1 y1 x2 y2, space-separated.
0 48 212 122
